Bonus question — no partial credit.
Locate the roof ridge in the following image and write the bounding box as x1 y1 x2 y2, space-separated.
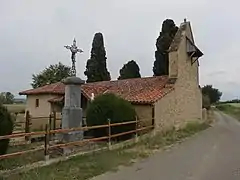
92 75 167 83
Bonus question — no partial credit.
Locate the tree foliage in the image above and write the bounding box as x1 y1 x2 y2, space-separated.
0 104 14 155
118 60 141 80
31 62 71 88
153 19 178 76
202 85 222 104
0 92 14 104
84 32 111 83
221 99 240 104
202 94 211 110
86 93 136 140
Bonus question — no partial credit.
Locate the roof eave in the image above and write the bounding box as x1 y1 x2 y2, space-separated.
131 101 154 105
19 92 64 96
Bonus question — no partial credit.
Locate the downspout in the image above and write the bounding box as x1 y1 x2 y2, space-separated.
151 104 155 129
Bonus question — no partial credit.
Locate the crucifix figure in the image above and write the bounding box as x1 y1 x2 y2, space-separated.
64 38 83 76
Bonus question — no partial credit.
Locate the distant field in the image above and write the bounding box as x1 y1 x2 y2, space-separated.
4 104 26 113
227 103 240 107
216 103 240 121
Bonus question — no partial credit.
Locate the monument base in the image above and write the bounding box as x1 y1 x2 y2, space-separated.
59 76 85 155
58 107 84 155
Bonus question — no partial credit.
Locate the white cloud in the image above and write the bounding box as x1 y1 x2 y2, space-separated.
0 0 239 100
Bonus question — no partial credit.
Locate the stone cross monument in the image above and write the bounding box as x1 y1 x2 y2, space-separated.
60 39 85 154
64 38 83 76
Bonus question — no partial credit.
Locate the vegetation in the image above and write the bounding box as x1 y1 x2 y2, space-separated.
31 62 71 88
0 143 44 171
219 99 240 104
0 92 14 104
0 104 14 155
202 94 211 110
118 60 141 80
4 104 26 114
84 32 111 83
4 121 210 180
216 104 240 120
86 93 136 140
201 85 222 104
153 19 178 76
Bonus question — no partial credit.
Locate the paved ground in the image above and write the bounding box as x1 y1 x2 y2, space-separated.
91 112 240 180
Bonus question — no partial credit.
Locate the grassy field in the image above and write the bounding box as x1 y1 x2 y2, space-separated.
4 104 26 114
216 103 240 120
227 103 240 107
2 120 211 180
0 143 44 171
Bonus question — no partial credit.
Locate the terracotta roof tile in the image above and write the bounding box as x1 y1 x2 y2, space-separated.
19 76 174 105
19 82 65 95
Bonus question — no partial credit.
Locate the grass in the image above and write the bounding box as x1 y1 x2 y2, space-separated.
227 103 240 107
216 103 240 120
0 143 44 171
3 104 26 114
2 120 211 180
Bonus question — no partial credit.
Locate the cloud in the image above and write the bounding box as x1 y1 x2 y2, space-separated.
0 0 239 100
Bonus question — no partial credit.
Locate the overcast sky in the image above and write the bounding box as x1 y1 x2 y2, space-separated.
0 0 239 100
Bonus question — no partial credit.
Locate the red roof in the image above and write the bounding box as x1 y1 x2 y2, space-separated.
19 82 65 95
19 76 174 105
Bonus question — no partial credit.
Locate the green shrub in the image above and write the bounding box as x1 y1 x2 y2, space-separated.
86 93 136 140
216 104 232 111
0 104 14 155
202 94 211 110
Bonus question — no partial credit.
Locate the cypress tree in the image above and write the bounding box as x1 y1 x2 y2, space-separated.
118 60 141 80
84 33 111 83
153 19 178 76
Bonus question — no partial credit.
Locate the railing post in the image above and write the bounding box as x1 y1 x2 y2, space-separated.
151 106 156 137
49 113 52 140
135 116 139 143
25 111 31 144
53 111 56 138
44 124 50 161
108 118 112 150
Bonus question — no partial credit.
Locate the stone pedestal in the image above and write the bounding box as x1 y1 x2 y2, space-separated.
59 76 85 154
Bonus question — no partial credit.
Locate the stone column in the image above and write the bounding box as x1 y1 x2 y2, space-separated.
60 76 85 154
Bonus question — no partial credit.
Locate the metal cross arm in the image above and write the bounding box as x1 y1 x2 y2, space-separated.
64 38 83 76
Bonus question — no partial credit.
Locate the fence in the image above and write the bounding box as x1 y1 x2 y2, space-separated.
0 115 154 164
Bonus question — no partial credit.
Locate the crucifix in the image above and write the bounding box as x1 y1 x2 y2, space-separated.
64 38 83 76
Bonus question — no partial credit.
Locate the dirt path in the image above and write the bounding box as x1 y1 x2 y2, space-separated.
91 112 240 180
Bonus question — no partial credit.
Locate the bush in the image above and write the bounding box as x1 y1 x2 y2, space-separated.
202 94 211 110
86 93 136 140
0 104 14 155
216 104 232 111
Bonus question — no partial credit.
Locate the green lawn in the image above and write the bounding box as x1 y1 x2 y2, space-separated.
228 103 240 107
0 143 44 171
2 120 211 180
216 103 240 120
4 104 26 114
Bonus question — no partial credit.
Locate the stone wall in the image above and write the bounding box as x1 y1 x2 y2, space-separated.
154 22 202 131
134 104 153 127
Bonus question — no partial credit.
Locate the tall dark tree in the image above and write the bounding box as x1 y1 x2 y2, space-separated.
118 60 141 80
202 85 222 104
0 104 14 155
84 32 111 83
153 19 178 76
31 62 71 88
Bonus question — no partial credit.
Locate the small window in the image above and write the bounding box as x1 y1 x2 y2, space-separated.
35 99 39 107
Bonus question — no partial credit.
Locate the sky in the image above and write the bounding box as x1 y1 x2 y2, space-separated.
0 0 239 101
